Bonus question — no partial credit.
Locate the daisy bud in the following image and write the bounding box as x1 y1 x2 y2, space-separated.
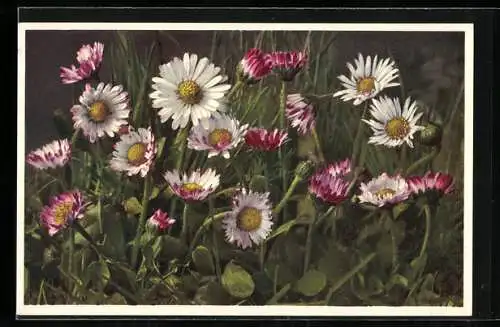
295 160 315 180
418 122 443 147
146 209 176 233
237 48 272 84
265 50 308 82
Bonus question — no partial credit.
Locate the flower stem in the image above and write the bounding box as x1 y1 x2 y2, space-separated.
324 252 376 305
130 174 152 269
311 127 325 163
419 204 432 259
351 101 369 167
227 81 243 100
189 212 228 253
272 175 301 216
303 210 315 275
181 203 190 244
208 198 221 280
277 81 289 221
70 129 80 146
169 126 189 219
68 228 75 291
405 146 440 175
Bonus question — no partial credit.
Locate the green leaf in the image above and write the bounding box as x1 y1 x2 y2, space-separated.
249 175 268 192
375 231 394 268
194 281 231 305
296 195 316 224
385 273 409 291
106 293 127 304
266 219 296 241
102 213 127 260
192 245 215 276
149 186 161 200
295 270 327 297
221 262 255 299
160 235 188 260
122 197 142 216
88 260 110 290
407 253 428 283
392 202 410 219
318 244 350 283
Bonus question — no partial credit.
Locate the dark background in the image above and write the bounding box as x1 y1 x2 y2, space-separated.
23 30 464 150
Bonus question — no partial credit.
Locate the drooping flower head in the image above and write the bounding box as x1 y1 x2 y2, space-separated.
244 128 288 151
40 190 86 236
222 188 273 249
71 83 131 143
26 139 71 170
187 113 248 159
362 96 425 148
333 53 399 106
60 42 104 84
285 94 316 135
109 127 156 177
265 50 308 81
163 168 220 202
358 173 411 207
308 158 352 205
147 209 176 232
407 171 454 197
150 53 232 130
237 48 272 84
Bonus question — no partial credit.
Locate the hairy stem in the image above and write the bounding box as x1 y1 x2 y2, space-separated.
419 204 432 259
272 175 302 216
278 81 288 221
405 146 440 175
189 212 229 253
311 126 325 162
130 174 152 268
181 203 190 245
351 101 369 167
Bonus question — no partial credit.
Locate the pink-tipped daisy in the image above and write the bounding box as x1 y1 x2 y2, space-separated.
147 209 176 232
285 94 316 135
407 171 455 196
358 173 411 207
187 113 248 159
308 158 352 205
60 42 104 84
109 127 156 177
265 50 308 81
40 190 86 236
71 83 131 143
26 139 71 170
244 128 288 151
333 53 400 106
163 168 220 202
222 188 273 249
237 48 272 84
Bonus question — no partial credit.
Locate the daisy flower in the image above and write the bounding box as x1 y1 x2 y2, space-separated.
71 83 131 143
109 127 156 177
237 48 272 84
265 50 308 81
40 190 86 236
26 139 71 170
244 128 288 151
150 53 232 130
222 188 273 249
285 94 316 135
333 53 399 106
407 171 454 196
147 209 176 232
187 114 248 159
358 173 411 207
60 42 104 84
308 158 352 205
163 168 220 202
362 96 425 148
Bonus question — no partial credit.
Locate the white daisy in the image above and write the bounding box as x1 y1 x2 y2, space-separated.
358 173 411 207
149 53 232 130
222 188 273 249
109 127 156 177
187 114 248 159
71 83 130 143
163 168 220 202
362 96 425 148
333 53 400 106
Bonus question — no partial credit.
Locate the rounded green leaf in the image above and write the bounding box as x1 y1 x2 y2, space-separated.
295 270 327 297
122 197 142 216
192 245 215 276
221 262 255 299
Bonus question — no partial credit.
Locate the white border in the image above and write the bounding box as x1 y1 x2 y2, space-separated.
17 22 474 317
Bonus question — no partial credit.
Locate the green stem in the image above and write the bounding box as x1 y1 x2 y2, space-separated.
227 81 243 100
181 203 190 244
70 129 80 146
311 127 325 162
209 198 221 281
189 212 229 253
37 279 46 305
419 204 432 258
278 81 288 221
130 174 152 268
169 126 189 219
351 101 369 167
324 252 377 305
266 283 291 305
303 212 315 275
272 175 301 216
68 228 75 291
405 146 440 175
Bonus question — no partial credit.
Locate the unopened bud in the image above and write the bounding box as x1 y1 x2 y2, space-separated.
294 160 315 180
418 122 442 147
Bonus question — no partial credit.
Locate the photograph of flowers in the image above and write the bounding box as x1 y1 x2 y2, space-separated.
18 23 473 316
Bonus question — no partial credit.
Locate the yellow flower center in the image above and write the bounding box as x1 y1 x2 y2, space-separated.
208 128 233 147
88 101 109 122
127 143 147 166
53 201 73 225
237 207 263 232
357 77 376 94
177 80 202 105
385 117 410 140
374 188 396 199
181 182 203 193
